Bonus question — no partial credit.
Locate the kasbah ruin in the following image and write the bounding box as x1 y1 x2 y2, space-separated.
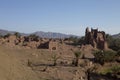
85 27 108 50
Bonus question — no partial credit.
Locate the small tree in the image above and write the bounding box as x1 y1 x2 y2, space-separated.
14 32 21 38
51 54 60 66
73 51 81 66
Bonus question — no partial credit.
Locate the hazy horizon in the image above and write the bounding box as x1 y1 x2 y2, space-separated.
0 0 120 36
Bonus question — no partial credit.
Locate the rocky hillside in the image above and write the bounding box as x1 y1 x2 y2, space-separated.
0 29 76 38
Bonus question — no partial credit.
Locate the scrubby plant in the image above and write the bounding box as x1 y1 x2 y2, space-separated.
117 50 120 56
111 66 120 75
28 34 39 41
73 51 81 66
0 33 3 38
14 32 21 38
27 59 32 67
100 65 120 79
51 54 60 66
106 34 120 51
65 36 85 46
4 33 11 38
93 50 117 65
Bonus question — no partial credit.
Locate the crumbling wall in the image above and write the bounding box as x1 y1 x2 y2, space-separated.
85 27 108 50
49 41 58 51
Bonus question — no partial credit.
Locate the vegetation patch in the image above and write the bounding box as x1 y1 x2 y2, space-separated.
93 50 117 65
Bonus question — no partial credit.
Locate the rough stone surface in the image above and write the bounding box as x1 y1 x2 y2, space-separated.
85 27 108 50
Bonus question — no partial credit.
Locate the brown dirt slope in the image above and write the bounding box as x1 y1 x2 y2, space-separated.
0 45 39 80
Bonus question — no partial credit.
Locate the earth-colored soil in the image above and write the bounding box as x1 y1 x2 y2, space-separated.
0 45 39 80
0 44 119 80
0 44 89 80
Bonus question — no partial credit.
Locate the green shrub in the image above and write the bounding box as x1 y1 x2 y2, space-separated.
28 34 39 41
14 32 21 38
93 50 117 65
0 33 3 38
106 34 120 51
65 36 85 46
100 66 120 76
73 51 81 66
51 54 60 66
117 50 120 56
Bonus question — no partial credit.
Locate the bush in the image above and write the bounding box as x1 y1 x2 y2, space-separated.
93 50 117 65
4 33 11 38
14 32 21 38
78 36 85 45
100 65 120 79
73 51 81 66
106 34 120 51
51 54 60 66
117 50 120 56
65 36 85 46
110 39 120 51
0 34 3 38
28 34 39 41
103 50 117 62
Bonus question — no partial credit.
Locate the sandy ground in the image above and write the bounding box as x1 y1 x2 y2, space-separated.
0 44 118 80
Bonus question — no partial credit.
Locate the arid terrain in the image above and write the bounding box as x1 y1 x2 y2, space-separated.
1 0 120 80
0 28 120 80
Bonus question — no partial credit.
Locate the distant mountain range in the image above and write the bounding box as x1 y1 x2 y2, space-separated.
32 31 76 38
112 33 120 39
0 29 77 38
0 29 119 39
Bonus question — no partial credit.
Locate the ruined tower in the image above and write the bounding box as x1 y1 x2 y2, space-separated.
85 27 108 50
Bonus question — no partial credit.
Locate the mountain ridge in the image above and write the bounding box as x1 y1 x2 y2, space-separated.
0 29 77 38
112 33 120 39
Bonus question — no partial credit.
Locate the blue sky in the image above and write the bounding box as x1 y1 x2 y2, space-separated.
0 0 120 36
